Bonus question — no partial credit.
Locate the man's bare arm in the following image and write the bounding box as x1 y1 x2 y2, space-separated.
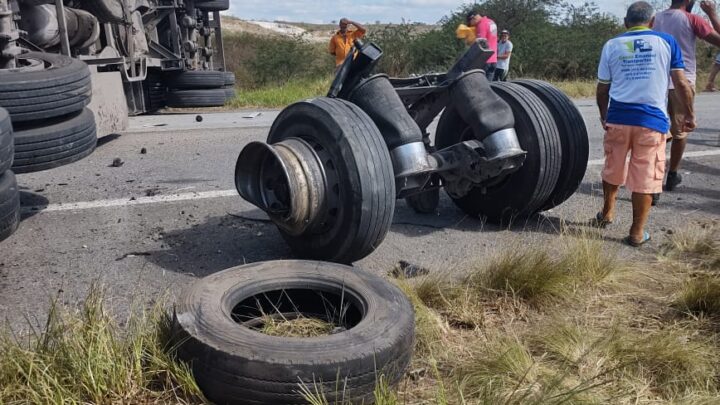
670 70 696 132
498 51 512 60
596 82 610 129
701 1 720 33
703 31 720 47
349 20 366 34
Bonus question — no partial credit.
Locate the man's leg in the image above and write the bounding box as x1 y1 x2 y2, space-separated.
706 61 720 91
493 68 505 82
602 181 620 221
666 89 693 190
629 193 653 242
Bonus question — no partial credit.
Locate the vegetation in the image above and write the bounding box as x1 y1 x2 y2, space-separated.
222 1 717 107
2 221 718 403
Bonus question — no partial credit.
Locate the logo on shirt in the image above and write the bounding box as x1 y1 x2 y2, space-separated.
624 39 653 53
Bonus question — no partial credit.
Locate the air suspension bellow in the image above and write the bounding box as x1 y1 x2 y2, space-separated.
235 138 328 236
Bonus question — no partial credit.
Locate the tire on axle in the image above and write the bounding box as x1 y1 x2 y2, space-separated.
513 79 589 210
435 82 562 224
236 97 395 263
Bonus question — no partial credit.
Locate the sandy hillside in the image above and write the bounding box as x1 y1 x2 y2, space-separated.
221 17 333 42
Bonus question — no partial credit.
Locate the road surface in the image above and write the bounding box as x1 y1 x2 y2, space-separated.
1 94 718 330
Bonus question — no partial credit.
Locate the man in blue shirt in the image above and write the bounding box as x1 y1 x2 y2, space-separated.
595 1 695 247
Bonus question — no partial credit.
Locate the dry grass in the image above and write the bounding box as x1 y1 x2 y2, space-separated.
260 316 335 338
0 287 203 404
2 222 718 404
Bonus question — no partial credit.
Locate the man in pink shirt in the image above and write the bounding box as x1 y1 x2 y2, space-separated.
652 0 720 194
468 11 498 80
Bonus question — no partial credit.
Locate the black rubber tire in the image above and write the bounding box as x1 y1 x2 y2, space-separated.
0 53 91 124
223 86 236 101
513 79 589 210
0 171 20 243
435 82 561 223
0 108 13 174
165 70 226 90
81 0 125 23
266 97 396 263
406 189 440 214
174 260 415 405
12 109 97 174
195 0 230 11
145 78 167 112
223 71 236 86
166 89 227 108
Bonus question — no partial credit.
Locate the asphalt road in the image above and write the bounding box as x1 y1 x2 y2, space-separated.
1 94 718 330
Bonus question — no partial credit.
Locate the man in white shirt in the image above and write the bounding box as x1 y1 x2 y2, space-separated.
494 30 513 81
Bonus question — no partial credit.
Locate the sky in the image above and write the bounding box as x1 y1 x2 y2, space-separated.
226 0 633 24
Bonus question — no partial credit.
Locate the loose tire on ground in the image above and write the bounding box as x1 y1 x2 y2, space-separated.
513 79 589 210
223 86 236 101
12 109 97 174
165 70 226 90
223 71 236 86
0 52 91 123
435 82 562 223
267 97 396 263
166 89 227 108
175 260 415 405
195 0 230 11
0 171 20 243
0 108 13 174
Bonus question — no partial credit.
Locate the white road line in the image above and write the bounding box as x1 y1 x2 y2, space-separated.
587 149 720 166
20 149 720 214
22 190 237 213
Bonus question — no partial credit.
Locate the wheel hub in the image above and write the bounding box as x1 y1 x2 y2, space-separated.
235 138 329 236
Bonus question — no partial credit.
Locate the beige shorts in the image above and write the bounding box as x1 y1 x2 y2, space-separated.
602 124 666 194
667 87 695 140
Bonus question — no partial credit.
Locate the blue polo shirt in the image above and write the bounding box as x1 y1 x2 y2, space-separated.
597 27 684 134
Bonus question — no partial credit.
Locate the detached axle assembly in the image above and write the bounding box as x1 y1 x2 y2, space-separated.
235 40 589 263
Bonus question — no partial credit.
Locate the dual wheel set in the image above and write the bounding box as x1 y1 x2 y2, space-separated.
147 69 236 110
0 52 100 243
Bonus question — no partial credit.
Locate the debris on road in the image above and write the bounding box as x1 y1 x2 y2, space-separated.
110 158 124 168
390 260 430 279
140 148 147 154
242 112 262 119
195 115 203 122
116 252 152 261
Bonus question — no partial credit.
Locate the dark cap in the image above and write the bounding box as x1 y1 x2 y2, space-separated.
466 11 479 23
501 29 510 35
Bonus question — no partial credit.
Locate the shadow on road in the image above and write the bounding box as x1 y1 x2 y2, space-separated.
18 190 49 221
145 214 292 277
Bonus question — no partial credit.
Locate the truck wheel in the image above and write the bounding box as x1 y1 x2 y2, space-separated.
265 98 395 263
12 109 97 174
0 171 20 243
0 52 91 124
174 260 415 405
513 80 589 210
165 70 226 90
0 108 13 174
166 89 227 108
81 0 125 23
223 71 236 86
195 0 230 11
223 86 236 101
435 82 561 223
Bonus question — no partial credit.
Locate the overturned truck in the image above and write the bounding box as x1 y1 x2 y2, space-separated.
0 0 233 173
235 40 589 263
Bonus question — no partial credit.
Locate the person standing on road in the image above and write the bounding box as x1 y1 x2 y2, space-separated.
705 52 720 91
595 1 696 247
467 11 498 80
494 30 513 81
329 18 366 70
652 0 720 193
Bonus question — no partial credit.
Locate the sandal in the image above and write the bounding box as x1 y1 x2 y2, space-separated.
623 231 651 247
589 212 613 228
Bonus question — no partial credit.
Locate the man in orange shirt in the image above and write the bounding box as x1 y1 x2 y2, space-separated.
329 18 366 68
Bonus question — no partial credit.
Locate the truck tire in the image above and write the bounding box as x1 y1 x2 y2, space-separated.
195 0 230 11
223 71 236 86
435 82 561 223
513 80 589 210
0 108 13 174
266 98 396 263
0 171 20 243
81 0 126 23
223 86 236 101
12 109 97 174
166 89 227 107
174 260 415 405
0 52 91 123
165 70 226 90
